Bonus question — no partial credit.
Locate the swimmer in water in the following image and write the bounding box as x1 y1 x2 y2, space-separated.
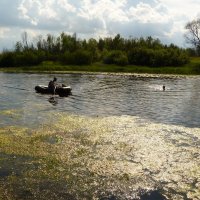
163 85 165 91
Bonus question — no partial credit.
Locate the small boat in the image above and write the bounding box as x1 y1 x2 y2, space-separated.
35 85 72 97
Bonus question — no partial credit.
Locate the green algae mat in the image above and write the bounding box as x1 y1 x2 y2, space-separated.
0 113 199 199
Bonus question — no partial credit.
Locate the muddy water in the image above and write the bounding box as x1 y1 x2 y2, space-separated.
0 73 200 199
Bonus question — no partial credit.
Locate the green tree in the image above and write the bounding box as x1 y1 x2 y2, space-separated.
104 50 128 66
0 52 16 67
87 38 99 62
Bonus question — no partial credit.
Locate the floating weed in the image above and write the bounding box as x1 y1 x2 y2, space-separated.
74 147 88 157
29 131 62 145
0 109 22 119
0 113 199 199
0 126 28 136
119 173 130 181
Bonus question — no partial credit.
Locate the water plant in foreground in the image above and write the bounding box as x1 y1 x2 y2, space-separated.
0 113 199 199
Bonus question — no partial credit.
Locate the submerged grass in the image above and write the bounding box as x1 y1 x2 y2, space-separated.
0 109 22 119
1 57 200 75
0 113 199 199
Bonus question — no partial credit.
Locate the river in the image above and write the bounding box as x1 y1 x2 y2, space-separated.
1 73 200 128
0 72 200 200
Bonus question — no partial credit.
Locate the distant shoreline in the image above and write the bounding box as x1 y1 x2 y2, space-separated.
0 57 200 76
0 68 197 79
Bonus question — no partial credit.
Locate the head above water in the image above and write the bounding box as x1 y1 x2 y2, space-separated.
53 77 57 81
163 85 165 91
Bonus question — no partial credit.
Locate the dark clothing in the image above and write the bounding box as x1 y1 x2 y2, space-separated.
48 80 56 94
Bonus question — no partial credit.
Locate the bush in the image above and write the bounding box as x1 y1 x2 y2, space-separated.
73 50 92 65
115 54 128 66
128 48 153 66
60 50 92 65
103 50 128 66
60 51 75 65
128 48 189 67
0 52 16 67
15 51 44 66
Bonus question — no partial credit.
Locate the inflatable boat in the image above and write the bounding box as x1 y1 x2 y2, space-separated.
35 85 72 97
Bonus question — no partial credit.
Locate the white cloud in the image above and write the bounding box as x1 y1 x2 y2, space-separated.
57 0 76 12
0 27 23 51
18 0 58 25
0 28 10 38
160 0 200 20
0 0 200 50
128 2 170 23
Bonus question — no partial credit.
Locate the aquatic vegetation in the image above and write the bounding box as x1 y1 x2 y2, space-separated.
0 109 22 119
0 113 199 199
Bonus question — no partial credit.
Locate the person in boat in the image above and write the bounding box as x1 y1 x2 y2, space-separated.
48 77 57 94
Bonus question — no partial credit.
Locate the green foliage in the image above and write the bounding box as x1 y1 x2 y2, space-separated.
60 50 92 65
103 50 128 66
186 48 197 56
128 47 189 67
86 38 100 62
73 50 92 65
0 52 16 67
16 51 42 66
0 32 190 68
60 52 73 65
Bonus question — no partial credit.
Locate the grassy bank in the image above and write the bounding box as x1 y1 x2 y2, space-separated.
0 57 200 75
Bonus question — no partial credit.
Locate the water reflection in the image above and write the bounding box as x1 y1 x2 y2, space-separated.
48 97 58 106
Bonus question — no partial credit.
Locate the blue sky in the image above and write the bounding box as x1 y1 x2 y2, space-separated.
0 0 200 51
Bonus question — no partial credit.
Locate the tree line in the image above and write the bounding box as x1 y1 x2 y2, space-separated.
0 32 189 67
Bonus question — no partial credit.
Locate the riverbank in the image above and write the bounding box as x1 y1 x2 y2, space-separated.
0 57 200 75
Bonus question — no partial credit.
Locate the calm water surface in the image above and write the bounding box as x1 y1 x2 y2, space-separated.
0 72 200 128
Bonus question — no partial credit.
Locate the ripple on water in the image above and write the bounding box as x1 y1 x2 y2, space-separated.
1 73 200 127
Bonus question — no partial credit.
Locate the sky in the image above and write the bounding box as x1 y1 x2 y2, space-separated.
0 0 200 51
